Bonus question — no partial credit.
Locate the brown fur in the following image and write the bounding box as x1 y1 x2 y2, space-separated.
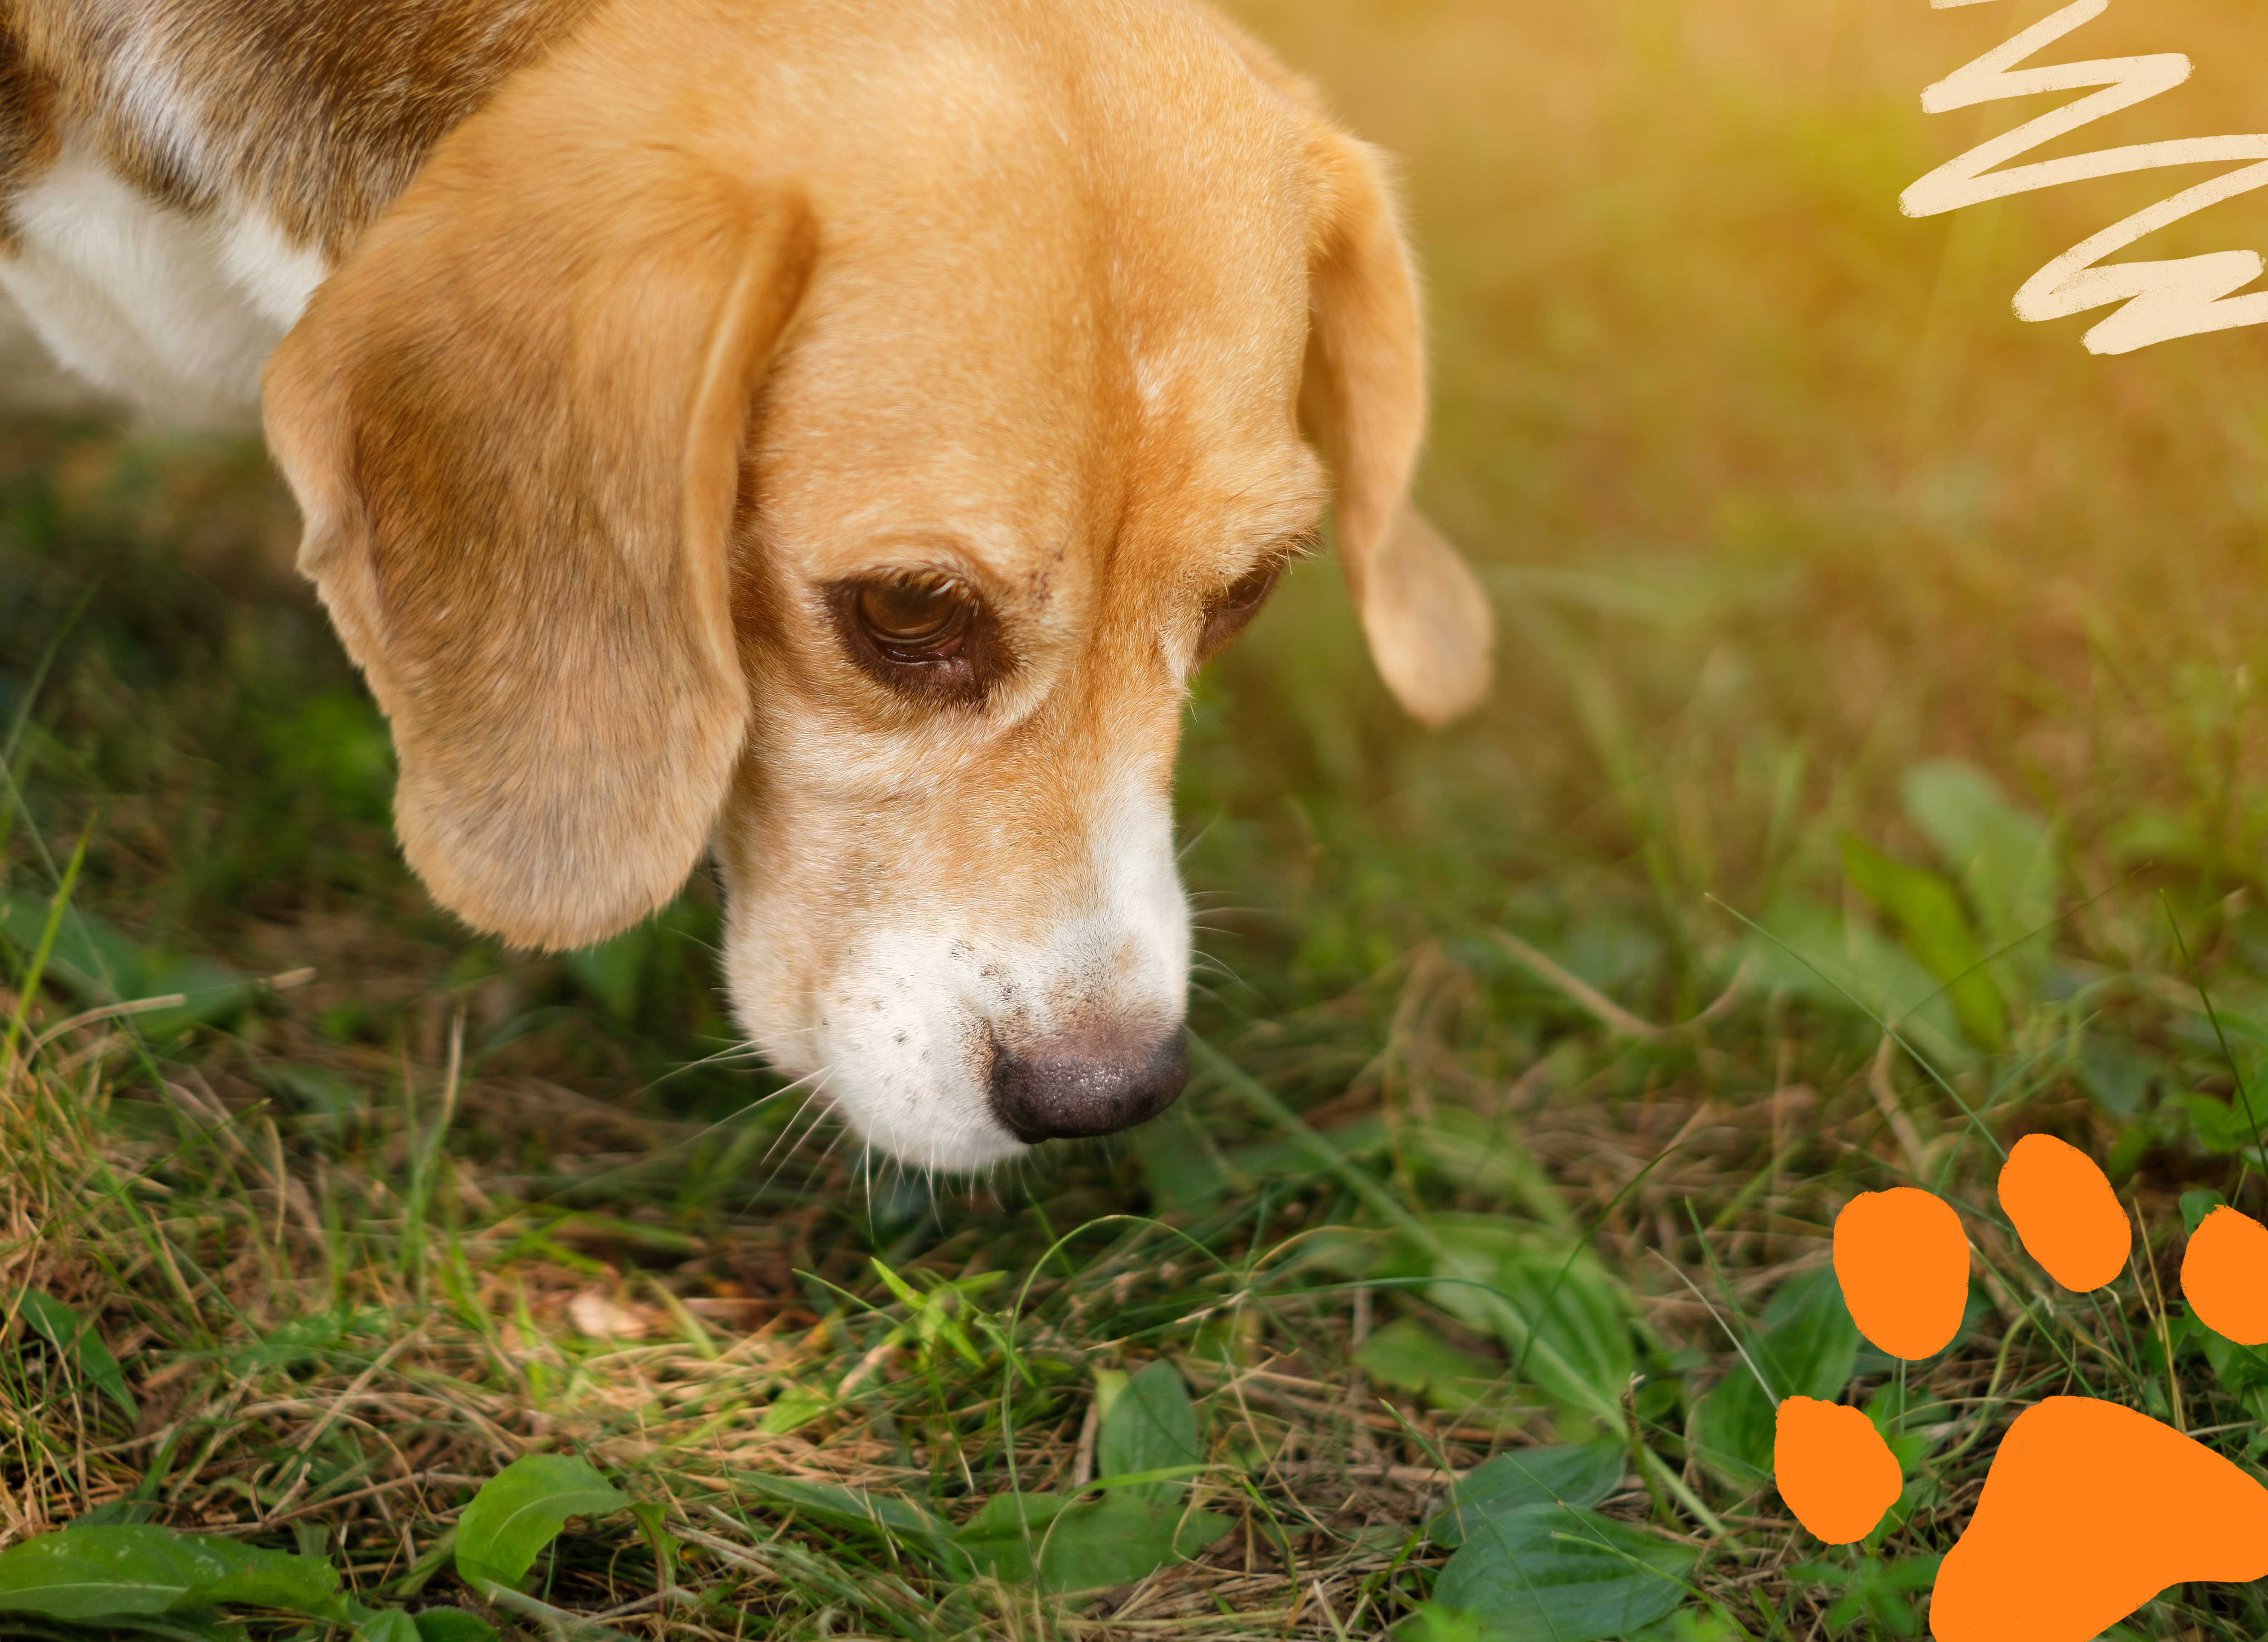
5 0 596 253
0 16 57 247
266 149 814 946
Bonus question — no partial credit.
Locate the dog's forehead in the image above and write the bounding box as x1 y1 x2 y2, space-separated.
730 2 1322 582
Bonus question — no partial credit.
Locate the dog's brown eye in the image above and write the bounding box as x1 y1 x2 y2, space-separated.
1219 563 1278 616
1197 561 1283 664
856 577 971 660
830 569 1004 703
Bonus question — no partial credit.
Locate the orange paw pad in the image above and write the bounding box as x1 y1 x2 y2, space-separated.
1776 1151 2268 1642
1997 1134 2129 1291
1833 1186 1969 1359
2181 1204 2268 1345
1930 1396 2268 1642
1774 1395 1902 1544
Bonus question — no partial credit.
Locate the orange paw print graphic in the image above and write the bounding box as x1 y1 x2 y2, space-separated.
1774 1135 2268 1641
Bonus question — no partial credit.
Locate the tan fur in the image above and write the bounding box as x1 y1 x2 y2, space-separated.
1300 128 1494 724
5 0 1494 1160
264 134 814 948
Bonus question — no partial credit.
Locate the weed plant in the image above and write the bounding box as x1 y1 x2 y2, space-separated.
9 1 2268 1637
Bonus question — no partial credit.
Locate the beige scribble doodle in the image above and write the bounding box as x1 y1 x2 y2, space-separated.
1902 0 2268 354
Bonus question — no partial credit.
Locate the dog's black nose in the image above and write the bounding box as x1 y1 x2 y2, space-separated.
987 1025 1189 1143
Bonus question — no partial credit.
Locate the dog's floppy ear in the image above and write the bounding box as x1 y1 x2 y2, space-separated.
263 133 815 951
1302 131 1493 726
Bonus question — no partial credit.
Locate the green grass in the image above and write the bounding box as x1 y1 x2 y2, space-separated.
11 0 2268 1636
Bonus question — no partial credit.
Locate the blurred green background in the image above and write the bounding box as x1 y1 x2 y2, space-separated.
9 1 2268 1637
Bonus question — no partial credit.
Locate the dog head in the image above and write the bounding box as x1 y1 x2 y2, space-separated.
262 0 1492 1170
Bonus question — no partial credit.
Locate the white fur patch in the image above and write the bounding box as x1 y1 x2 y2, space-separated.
218 211 332 330
0 142 328 425
1090 772 1194 998
727 767 1191 1172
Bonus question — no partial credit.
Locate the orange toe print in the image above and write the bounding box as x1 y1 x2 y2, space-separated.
1929 1396 2268 1642
2181 1204 2268 1344
1833 1187 1969 1358
1997 1133 2129 1291
1774 1395 1902 1544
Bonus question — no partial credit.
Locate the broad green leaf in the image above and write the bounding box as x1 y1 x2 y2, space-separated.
355 1610 422 1642
1430 1442 1625 1548
1356 1317 1502 1411
1696 1268 1859 1488
0 895 247 1035
734 1473 966 1575
758 1390 829 1435
16 1290 138 1421
132 955 253 1035
257 1064 366 1126
1135 1101 1228 1213
735 1472 945 1535
223 1311 359 1377
66 1502 156 1530
2200 1325 2268 1393
1399 1603 1491 1642
0 1525 336 1619
1488 1248 1634 1424
0 1529 196 1618
1407 1219 1632 1423
1750 1266 1863 1394
2181 1092 2264 1155
1422 1218 1532 1334
1431 1505 1693 1641
1743 900 1968 1070
1630 1606 1748 1642
1091 1366 1130 1423
454 1455 628 1594
1791 1552 1941 1636
1842 836 2005 1049
1222 1113 1392 1184
1037 1496 1232 1593
2181 1188 2230 1235
412 1608 501 1642
1085 1464 1208 1491
1409 1110 1569 1226
958 1491 1233 1592
1554 913 1665 999
79 1616 244 1642
1901 759 2060 995
1862 1382 1947 1475
179 1535 342 1611
566 923 652 1020
954 1489 1072 1578
1097 1360 1202 1502
2077 1037 2159 1122
0 892 146 1006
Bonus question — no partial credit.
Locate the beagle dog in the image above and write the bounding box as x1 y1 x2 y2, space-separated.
0 0 1492 1169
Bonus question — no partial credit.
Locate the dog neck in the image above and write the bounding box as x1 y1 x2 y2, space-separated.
0 0 600 419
